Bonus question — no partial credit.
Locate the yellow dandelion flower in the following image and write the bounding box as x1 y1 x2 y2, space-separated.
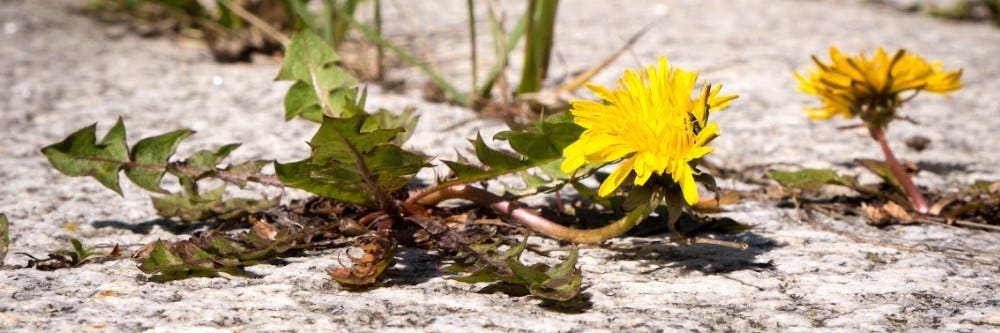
795 47 962 124
560 57 738 205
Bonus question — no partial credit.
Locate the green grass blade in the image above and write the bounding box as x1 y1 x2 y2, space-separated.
336 6 470 106
516 0 558 94
475 7 527 100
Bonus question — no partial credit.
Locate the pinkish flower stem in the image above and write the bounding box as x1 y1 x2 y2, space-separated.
869 126 929 214
414 185 641 244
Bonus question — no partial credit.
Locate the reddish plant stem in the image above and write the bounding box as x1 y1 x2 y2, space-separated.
415 185 639 244
869 126 929 214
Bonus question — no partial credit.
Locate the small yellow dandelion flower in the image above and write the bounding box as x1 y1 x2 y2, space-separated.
794 47 962 124
560 57 738 205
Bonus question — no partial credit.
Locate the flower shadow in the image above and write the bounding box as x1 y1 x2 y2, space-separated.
606 217 779 275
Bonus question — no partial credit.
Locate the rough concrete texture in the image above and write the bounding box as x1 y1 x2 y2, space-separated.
1 0 999 331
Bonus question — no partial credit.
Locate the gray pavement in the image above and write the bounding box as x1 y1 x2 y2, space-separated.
1 0 998 331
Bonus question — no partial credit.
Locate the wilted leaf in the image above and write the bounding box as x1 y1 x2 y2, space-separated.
768 169 855 192
535 248 583 301
138 221 310 281
329 235 397 287
41 118 130 194
445 238 526 284
968 180 1000 195
882 201 914 224
151 185 277 222
444 236 583 301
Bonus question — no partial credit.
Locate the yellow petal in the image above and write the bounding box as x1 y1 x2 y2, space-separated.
598 157 636 197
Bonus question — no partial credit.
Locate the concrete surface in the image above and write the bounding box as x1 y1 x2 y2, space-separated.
1 0 998 331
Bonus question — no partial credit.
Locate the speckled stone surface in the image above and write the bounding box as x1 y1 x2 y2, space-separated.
1 0 998 331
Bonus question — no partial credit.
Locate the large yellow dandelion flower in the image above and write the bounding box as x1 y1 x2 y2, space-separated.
795 47 962 124
560 57 737 205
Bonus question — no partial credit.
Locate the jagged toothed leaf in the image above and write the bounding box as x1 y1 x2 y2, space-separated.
535 248 582 301
447 237 582 301
768 169 855 192
124 129 194 192
276 30 340 81
309 115 402 161
138 219 309 281
276 158 371 205
475 133 528 170
506 258 549 284
222 160 272 187
151 185 277 222
139 241 186 273
446 238 526 283
443 114 583 185
854 158 903 192
367 107 420 145
277 31 358 120
277 114 427 206
183 143 241 170
284 81 359 121
41 118 129 195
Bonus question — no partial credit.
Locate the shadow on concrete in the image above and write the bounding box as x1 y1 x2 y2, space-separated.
916 161 970 175
91 218 217 235
606 230 778 274
382 247 445 286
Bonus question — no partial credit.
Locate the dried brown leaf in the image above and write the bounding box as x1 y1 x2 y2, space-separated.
329 235 397 287
883 201 914 224
861 203 892 227
251 217 279 241
929 195 960 216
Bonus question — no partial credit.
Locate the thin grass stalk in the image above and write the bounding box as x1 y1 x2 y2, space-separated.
475 6 527 100
284 0 317 33
332 0 362 47
336 6 470 106
374 0 384 80
467 0 479 93
515 0 558 94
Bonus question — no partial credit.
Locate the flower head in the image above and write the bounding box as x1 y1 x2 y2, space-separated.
795 47 962 124
560 57 737 205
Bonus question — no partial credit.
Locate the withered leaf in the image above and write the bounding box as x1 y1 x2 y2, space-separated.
329 235 397 287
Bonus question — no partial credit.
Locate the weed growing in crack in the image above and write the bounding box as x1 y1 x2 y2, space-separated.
36 31 754 302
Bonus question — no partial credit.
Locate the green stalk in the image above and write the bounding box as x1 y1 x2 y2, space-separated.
475 8 527 100
336 6 470 106
467 0 478 93
284 0 317 33
515 0 558 94
332 0 362 47
320 0 335 44
374 0 384 80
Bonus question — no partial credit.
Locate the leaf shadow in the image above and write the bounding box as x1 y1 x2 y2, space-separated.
381 247 445 286
90 218 218 235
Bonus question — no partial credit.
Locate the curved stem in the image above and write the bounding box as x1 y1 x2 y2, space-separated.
415 185 642 244
869 126 929 214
